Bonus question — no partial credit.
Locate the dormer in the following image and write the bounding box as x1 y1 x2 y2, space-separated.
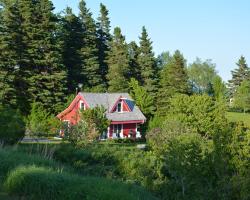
111 97 133 113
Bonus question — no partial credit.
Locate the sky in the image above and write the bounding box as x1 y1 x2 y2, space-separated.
52 0 250 81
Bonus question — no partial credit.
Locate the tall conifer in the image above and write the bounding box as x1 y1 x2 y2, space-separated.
157 50 190 116
228 56 250 95
97 3 111 87
106 27 130 92
137 26 158 96
19 0 67 114
79 0 104 92
59 7 83 94
0 0 29 113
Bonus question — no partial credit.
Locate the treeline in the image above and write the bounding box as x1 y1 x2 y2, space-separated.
0 0 249 117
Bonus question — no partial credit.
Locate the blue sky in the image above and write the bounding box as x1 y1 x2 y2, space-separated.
52 0 250 81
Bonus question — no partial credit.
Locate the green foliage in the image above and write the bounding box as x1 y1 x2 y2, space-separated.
0 0 29 114
137 26 158 96
226 111 250 128
129 78 154 118
167 94 227 137
162 133 212 200
67 106 110 146
19 0 67 114
157 50 190 116
0 148 157 200
58 7 83 94
146 120 196 154
212 75 227 101
228 56 250 96
233 79 250 113
107 27 130 92
188 58 218 94
78 0 104 92
97 3 111 87
0 105 25 145
27 102 61 137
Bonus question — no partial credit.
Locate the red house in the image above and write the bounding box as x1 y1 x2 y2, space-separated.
57 92 146 139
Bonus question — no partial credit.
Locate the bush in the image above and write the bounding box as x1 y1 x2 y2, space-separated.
27 102 61 137
4 165 157 200
0 106 25 145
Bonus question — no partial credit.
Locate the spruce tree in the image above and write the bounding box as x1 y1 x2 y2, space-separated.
128 41 141 80
137 26 158 96
96 3 111 88
59 7 83 94
106 27 130 92
19 0 67 114
228 56 250 95
157 50 190 116
79 0 104 92
0 0 29 113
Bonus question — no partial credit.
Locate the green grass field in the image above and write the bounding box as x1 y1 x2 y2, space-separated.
226 112 250 127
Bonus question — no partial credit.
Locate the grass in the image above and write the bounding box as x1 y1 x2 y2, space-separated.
226 111 250 127
0 147 158 200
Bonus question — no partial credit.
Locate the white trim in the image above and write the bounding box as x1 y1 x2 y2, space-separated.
79 100 85 110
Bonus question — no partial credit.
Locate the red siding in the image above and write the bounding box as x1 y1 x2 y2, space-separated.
123 123 136 137
57 94 88 125
108 123 137 138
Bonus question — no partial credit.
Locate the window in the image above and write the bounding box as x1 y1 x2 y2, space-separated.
113 124 122 138
116 102 122 112
79 100 85 110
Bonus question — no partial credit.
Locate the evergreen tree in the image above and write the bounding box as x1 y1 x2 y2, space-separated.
19 0 67 114
79 0 104 92
96 3 111 88
128 41 140 80
233 80 250 113
59 7 83 94
129 78 154 118
137 26 158 95
0 0 29 114
157 50 190 116
228 56 250 96
106 27 130 92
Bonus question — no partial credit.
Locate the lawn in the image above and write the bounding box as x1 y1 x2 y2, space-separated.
226 112 250 127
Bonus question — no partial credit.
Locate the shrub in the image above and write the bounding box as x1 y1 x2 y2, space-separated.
4 166 158 200
0 106 25 145
66 106 110 147
26 102 61 137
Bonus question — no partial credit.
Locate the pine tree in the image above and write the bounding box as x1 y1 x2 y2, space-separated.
19 0 67 114
79 0 104 92
106 27 130 92
59 7 83 94
0 0 29 114
129 78 154 118
157 50 190 116
137 26 158 96
228 56 250 96
96 3 111 88
128 41 141 80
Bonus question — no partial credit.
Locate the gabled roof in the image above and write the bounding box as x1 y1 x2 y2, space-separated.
79 92 146 122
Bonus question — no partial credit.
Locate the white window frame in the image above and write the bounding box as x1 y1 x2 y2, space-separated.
113 124 123 138
116 101 123 113
79 100 85 110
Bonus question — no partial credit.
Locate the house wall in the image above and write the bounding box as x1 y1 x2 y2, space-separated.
59 95 88 125
108 123 137 138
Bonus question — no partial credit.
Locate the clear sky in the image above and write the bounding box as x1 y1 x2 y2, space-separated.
52 0 250 81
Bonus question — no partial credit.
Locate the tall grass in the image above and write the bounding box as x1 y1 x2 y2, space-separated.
0 148 158 200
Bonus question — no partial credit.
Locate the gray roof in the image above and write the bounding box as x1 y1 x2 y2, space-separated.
79 93 146 122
